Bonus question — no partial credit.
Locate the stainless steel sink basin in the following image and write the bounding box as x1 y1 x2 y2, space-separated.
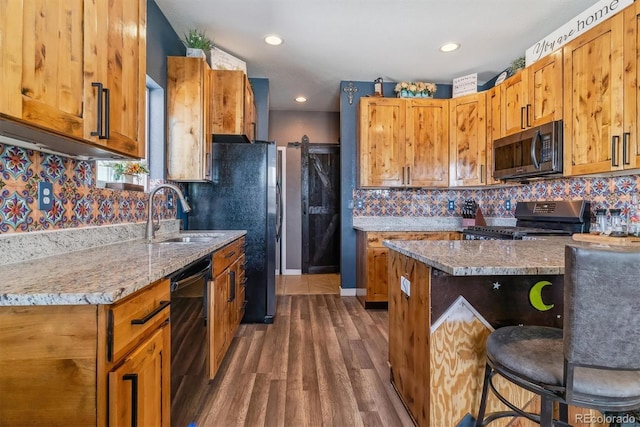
159 236 218 244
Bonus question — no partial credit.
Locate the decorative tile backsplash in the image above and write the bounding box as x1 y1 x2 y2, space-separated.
353 174 640 224
0 143 175 234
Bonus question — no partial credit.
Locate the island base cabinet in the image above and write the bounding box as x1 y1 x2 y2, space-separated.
388 250 608 427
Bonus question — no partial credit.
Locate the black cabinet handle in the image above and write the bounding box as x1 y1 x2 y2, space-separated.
612 135 620 167
525 104 531 128
224 250 236 259
130 300 170 325
623 132 630 165
520 106 526 129
91 82 103 137
103 87 110 139
123 374 138 427
228 270 236 302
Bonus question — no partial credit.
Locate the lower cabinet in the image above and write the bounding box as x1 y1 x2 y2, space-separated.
355 230 460 307
208 236 246 379
0 277 171 427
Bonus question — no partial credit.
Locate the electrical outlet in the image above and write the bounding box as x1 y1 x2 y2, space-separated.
355 199 364 209
505 199 511 211
166 193 174 210
448 199 455 211
37 181 53 211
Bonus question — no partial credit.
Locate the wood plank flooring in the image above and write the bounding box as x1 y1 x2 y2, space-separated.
192 294 414 427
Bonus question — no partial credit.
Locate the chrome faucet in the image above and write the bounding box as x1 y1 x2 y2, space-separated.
146 183 191 243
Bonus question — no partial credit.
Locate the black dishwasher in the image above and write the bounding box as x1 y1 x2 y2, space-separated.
167 255 212 427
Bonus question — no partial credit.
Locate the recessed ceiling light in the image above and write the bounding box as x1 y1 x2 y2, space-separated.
264 35 283 46
440 42 460 53
295 96 307 103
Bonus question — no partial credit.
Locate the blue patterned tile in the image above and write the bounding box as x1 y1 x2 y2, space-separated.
0 145 33 181
39 196 66 229
0 190 33 231
614 176 636 194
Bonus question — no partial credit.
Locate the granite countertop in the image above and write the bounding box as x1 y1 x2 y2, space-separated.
352 216 516 232
384 236 572 276
0 229 246 306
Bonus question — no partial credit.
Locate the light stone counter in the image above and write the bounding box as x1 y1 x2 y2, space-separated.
0 227 246 306
384 236 571 276
352 216 516 232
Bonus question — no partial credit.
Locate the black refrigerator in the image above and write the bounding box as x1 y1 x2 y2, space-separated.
186 141 277 323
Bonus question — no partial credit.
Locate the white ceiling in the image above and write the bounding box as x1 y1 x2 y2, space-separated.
155 0 598 113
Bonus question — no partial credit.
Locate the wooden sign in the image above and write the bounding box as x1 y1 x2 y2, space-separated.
452 73 477 98
526 0 633 65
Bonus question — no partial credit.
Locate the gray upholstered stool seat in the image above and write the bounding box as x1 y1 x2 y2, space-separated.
488 325 640 404
476 243 640 426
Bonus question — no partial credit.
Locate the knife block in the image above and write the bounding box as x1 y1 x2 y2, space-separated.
462 207 486 227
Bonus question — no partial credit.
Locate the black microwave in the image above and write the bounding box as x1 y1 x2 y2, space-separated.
492 120 563 180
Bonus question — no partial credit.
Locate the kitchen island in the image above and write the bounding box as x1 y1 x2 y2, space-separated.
383 237 603 427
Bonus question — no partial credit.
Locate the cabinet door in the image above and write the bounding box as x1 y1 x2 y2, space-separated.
0 0 99 142
358 97 406 187
97 0 146 158
528 49 563 128
624 2 639 169
208 272 229 379
485 86 503 185
563 13 626 175
109 325 170 427
502 71 528 136
449 92 487 186
211 70 251 139
367 247 389 302
244 77 256 141
405 100 449 187
167 57 212 181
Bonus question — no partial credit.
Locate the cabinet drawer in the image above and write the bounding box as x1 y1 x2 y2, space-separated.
108 278 170 363
213 237 245 275
366 231 446 247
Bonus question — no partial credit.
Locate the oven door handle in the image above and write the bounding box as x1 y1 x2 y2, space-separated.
531 129 541 170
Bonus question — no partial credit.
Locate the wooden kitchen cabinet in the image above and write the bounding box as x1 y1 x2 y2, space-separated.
208 236 246 379
355 231 459 307
0 278 170 427
210 70 256 143
358 97 449 188
502 50 563 137
485 86 503 185
0 0 146 159
563 9 637 175
388 250 430 427
167 56 213 181
449 92 487 186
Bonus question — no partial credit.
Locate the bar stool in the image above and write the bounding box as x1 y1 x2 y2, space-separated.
475 243 640 426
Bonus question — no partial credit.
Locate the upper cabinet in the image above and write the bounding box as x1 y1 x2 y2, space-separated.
358 97 449 188
449 92 487 187
0 0 146 159
210 70 256 143
485 86 503 185
167 56 213 182
502 50 563 137
563 8 637 175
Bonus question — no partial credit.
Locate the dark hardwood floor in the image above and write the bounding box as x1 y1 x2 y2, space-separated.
178 294 413 427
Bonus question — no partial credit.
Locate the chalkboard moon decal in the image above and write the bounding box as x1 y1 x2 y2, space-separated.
529 280 554 311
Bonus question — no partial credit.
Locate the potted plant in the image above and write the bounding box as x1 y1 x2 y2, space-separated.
111 161 149 184
183 28 214 60
508 56 526 76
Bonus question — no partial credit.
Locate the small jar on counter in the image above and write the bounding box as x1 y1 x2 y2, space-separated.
609 208 627 237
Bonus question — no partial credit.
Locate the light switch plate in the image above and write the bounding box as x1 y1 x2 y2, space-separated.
38 181 53 211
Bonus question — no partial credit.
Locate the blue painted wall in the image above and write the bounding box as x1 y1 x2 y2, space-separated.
147 0 184 90
249 78 270 141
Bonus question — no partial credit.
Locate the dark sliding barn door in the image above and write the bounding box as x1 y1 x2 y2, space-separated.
300 136 340 274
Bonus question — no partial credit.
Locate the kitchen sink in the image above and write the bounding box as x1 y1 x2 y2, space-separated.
158 235 221 244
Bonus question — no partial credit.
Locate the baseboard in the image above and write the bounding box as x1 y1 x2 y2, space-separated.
340 287 357 297
282 269 302 275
